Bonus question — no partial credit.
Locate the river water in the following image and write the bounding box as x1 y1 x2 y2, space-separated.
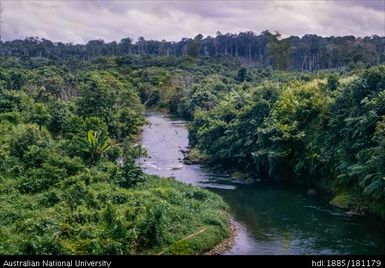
138 112 385 255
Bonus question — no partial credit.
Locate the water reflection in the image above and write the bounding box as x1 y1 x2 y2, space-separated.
139 112 385 255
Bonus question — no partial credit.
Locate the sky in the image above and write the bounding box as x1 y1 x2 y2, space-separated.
1 0 385 44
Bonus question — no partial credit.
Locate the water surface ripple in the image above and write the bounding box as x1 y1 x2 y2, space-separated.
138 112 385 255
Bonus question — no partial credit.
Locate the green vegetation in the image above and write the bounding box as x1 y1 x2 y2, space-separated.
0 174 228 254
0 62 230 254
95 50 384 219
181 66 385 218
2 32 384 71
1 33 385 255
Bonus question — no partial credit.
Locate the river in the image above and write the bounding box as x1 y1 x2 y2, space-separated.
137 112 385 255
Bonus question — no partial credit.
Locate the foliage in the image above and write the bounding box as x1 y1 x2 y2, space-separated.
79 130 111 165
1 32 384 71
185 65 385 217
1 42 385 256
0 61 231 255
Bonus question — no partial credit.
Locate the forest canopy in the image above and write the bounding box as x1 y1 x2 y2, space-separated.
0 52 231 255
1 32 385 255
1 31 384 71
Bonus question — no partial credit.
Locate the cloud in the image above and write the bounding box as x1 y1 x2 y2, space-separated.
337 0 385 10
2 0 384 43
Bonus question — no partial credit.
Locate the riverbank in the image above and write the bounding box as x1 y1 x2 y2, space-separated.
137 177 232 255
0 170 232 255
204 218 238 255
139 111 385 254
183 146 385 220
133 112 233 255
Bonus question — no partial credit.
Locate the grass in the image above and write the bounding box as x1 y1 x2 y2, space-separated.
329 192 353 209
183 148 209 165
0 174 230 255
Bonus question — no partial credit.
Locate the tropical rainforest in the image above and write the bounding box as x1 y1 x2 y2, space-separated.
1 31 385 254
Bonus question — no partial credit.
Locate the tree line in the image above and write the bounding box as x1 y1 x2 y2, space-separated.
1 30 384 71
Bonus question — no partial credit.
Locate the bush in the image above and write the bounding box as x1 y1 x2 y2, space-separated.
10 124 51 158
116 161 146 188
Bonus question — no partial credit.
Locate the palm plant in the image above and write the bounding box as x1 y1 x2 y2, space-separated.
80 130 110 165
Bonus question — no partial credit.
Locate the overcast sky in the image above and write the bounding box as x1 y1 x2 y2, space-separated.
2 0 385 44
